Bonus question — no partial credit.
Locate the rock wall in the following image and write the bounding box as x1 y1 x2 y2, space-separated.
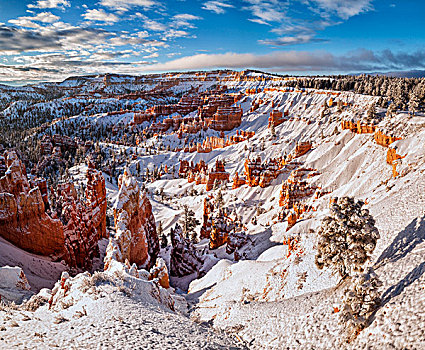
0 151 67 261
268 109 288 127
206 160 230 191
108 168 159 270
279 168 317 209
244 157 284 188
0 152 107 269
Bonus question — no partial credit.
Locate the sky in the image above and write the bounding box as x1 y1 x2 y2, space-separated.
0 0 424 85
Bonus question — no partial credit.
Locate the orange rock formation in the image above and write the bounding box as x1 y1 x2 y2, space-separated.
0 152 107 269
374 130 402 147
110 168 159 269
341 120 376 134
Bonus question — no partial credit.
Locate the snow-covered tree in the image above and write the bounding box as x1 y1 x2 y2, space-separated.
408 91 420 116
386 102 397 118
366 103 376 122
315 197 380 278
341 267 382 335
160 234 168 248
179 204 200 239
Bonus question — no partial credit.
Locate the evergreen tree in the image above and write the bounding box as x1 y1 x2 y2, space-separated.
179 204 200 239
366 103 376 122
315 197 380 278
341 267 382 338
386 102 397 118
161 234 168 249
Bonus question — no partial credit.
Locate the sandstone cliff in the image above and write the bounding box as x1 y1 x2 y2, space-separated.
106 168 159 270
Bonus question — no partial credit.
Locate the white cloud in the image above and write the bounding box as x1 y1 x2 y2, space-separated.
8 12 60 28
143 52 159 58
242 0 287 24
259 35 328 46
99 0 158 12
143 19 167 32
309 0 373 20
138 49 425 73
172 13 202 29
83 9 119 23
173 14 202 21
202 1 234 14
28 0 70 9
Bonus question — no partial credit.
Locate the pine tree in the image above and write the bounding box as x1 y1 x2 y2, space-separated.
180 204 200 239
215 189 224 208
366 104 376 122
341 267 382 337
386 102 397 118
315 197 380 278
408 91 420 116
161 234 168 248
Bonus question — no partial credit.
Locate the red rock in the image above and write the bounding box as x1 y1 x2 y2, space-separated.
341 120 375 134
200 194 247 252
386 148 405 177
232 171 246 189
111 168 159 269
206 160 230 191
208 106 242 131
51 161 107 269
0 151 108 269
374 130 402 147
244 156 284 188
268 109 288 127
293 141 312 158
279 168 317 209
149 258 170 289
0 151 68 261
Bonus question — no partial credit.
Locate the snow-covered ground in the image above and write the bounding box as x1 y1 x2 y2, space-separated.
1 72 425 349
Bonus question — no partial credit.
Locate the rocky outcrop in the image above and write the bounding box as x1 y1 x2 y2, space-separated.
170 223 203 277
386 147 405 177
206 160 230 191
183 130 254 153
85 162 107 239
244 157 284 188
341 120 376 134
0 151 67 261
148 258 170 289
279 168 317 209
208 106 242 131
107 168 159 270
232 171 246 189
268 109 288 127
200 194 247 252
0 152 107 269
179 160 208 179
0 266 32 302
293 141 312 158
374 130 402 147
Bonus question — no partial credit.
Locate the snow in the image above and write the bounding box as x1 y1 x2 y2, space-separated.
1 71 425 349
0 274 241 349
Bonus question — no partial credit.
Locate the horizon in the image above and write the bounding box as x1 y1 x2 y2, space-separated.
1 0 425 85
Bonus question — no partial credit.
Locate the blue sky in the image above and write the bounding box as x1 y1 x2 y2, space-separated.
0 0 424 84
